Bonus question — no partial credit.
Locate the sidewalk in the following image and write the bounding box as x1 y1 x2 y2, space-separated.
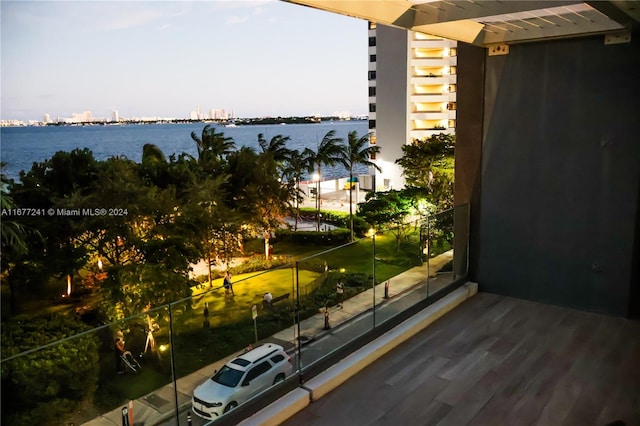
83 251 454 426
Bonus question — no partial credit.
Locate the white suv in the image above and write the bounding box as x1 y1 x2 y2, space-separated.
192 343 293 419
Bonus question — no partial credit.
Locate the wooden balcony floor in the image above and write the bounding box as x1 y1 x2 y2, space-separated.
282 292 640 426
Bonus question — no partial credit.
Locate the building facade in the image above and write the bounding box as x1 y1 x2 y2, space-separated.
368 22 457 191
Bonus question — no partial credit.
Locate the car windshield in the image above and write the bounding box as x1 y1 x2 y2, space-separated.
212 365 244 388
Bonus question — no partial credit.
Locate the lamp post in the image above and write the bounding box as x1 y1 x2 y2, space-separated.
313 172 320 232
369 228 377 327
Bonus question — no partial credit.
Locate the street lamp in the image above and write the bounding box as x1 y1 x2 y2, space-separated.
313 172 321 232
368 228 377 326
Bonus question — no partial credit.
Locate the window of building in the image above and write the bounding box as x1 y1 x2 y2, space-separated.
369 103 376 113
447 102 457 110
370 54 377 62
448 119 456 128
368 22 376 30
449 84 456 92
370 151 377 160
370 135 376 145
369 119 376 129
369 37 376 47
450 48 457 56
368 71 377 80
369 86 376 97
450 66 457 75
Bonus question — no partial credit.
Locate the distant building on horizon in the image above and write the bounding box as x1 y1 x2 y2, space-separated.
368 22 457 191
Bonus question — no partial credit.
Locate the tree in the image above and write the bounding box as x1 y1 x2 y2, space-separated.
184 175 229 284
140 143 169 187
303 130 345 231
1 163 42 316
6 150 100 314
357 190 414 251
281 149 313 231
1 163 29 259
345 131 380 241
395 133 455 211
72 157 198 319
190 125 236 175
258 133 292 174
226 147 289 259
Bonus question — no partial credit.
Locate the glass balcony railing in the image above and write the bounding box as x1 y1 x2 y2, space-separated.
1 205 469 426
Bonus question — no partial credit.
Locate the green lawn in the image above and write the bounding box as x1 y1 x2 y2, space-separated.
181 268 321 330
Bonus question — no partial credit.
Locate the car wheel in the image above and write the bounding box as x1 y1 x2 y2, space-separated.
224 401 238 413
273 373 285 385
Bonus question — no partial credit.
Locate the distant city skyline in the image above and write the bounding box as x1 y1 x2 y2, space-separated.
1 1 368 122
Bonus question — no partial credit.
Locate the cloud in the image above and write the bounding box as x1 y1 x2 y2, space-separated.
226 15 249 25
96 9 163 31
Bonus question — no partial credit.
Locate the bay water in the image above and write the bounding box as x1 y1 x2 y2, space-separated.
0 120 369 181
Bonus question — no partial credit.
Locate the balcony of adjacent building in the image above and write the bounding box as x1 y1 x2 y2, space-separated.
410 92 449 103
411 57 453 68
412 40 458 52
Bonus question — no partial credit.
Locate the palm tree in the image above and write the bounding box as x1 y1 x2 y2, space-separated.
345 131 381 240
282 149 313 230
190 125 236 174
303 130 346 231
258 133 291 162
141 143 168 186
1 165 28 258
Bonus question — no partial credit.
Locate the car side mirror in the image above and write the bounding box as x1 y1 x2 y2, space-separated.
242 380 250 387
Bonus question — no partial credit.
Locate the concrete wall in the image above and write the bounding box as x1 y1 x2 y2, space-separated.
375 25 409 190
461 35 640 316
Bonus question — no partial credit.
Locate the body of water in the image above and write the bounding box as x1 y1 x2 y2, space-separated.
0 120 369 181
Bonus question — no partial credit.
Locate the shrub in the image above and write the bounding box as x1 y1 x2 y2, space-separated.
1 313 100 426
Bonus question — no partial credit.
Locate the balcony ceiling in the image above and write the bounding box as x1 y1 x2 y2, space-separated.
285 1 639 46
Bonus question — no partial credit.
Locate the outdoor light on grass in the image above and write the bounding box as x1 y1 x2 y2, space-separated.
97 258 103 270
339 268 346 273
67 274 72 297
159 344 169 352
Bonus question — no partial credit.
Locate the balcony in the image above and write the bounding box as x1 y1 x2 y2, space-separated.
277 291 640 425
411 93 448 103
412 58 450 67
411 111 448 121
412 39 456 49
411 75 447 85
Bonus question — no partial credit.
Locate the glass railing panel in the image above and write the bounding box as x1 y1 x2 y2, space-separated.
293 237 375 373
1 325 108 425
173 264 298 424
1 204 471 426
426 207 456 298
372 218 428 327
453 203 470 280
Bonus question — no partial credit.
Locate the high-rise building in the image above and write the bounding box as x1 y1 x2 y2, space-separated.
368 22 457 190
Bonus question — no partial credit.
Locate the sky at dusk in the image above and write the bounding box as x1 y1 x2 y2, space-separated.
1 0 368 122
